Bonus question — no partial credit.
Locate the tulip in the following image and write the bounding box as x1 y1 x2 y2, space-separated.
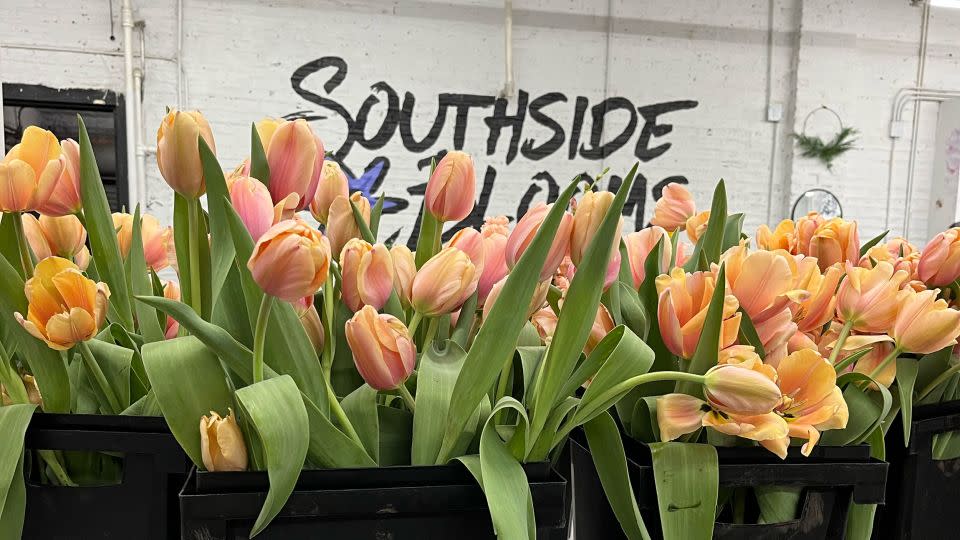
791 257 842 334
685 211 710 244
247 217 331 302
532 306 559 345
919 227 960 286
657 393 788 447
478 216 510 303
623 227 672 289
604 250 621 291
327 192 371 257
22 214 53 261
163 281 181 340
1 374 43 407
446 227 486 275
200 409 248 472
259 118 324 210
702 363 782 416
483 277 549 322
505 202 573 281
756 219 797 252
650 182 695 230
293 296 325 356
309 161 349 224
113 212 175 272
390 245 416 308
340 239 394 312
570 190 620 266
22 214 89 268
656 267 741 358
15 257 110 350
425 151 475 222
850 340 897 389
410 247 478 316
892 288 960 354
803 217 859 271
794 212 825 256
228 175 299 241
586 303 616 354
675 242 692 267
345 305 417 390
0 126 63 212
156 109 216 198
836 261 909 333
38 138 82 217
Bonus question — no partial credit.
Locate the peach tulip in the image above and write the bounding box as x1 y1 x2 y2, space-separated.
483 277 549 322
446 227 486 276
892 288 960 354
532 306 559 345
918 227 960 287
650 182 695 230
309 161 349 224
327 192 371 258
22 214 89 269
585 304 616 355
836 261 909 333
293 296 325 356
623 227 672 289
794 212 825 256
247 217 331 302
675 242 692 267
425 151 475 222
340 239 394 312
15 257 110 351
851 340 897 389
570 190 620 266
156 109 216 198
702 363 783 416
685 211 710 244
200 409 248 472
1 373 43 407
258 118 324 210
657 393 788 446
0 126 63 212
505 202 572 281
803 217 859 271
390 245 416 308
113 212 175 272
22 214 53 261
38 138 82 217
410 247 478 316
163 281 181 340
656 267 741 358
228 175 298 241
477 216 510 303
791 257 842 334
756 220 797 253
345 305 417 390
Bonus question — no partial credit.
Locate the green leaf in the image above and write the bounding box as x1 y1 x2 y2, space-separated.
141 336 234 466
755 486 800 524
628 396 661 443
212 264 255 347
236 375 310 537
684 180 727 269
844 426 885 540
128 206 165 343
412 341 468 465
0 404 34 540
341 384 380 462
636 238 676 396
677 264 727 397
915 346 953 405
820 372 892 446
583 411 649 540
736 308 765 357
650 442 718 540
895 358 919 446
199 136 236 305
173 194 214 319
437 176 583 463
721 213 745 252
859 230 889 258
378 406 413 466
350 197 376 243
370 195 385 238
87 338 134 411
78 115 134 328
249 122 270 186
617 282 648 340
0 214 22 281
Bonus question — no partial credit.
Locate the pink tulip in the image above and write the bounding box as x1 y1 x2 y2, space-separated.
410 247 478 316
650 183 695 230
918 227 960 286
340 239 395 312
505 202 572 281
390 245 416 308
623 227 672 289
112 212 175 272
345 305 417 390
38 138 82 216
247 217 331 302
477 217 510 304
446 227 485 276
258 118 324 211
482 277 549 322
425 151 475 222
229 176 275 241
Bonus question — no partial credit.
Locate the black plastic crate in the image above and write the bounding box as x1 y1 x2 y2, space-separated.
571 429 887 539
21 413 190 540
179 454 570 540
876 399 960 539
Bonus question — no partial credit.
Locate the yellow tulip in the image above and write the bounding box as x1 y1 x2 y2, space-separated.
0 126 63 212
200 409 248 472
156 109 216 198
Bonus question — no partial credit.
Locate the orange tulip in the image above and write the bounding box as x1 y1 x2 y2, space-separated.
112 212 175 272
477 216 510 303
345 305 417 390
791 256 842 334
22 214 89 269
247 217 331 302
15 257 110 350
794 212 825 256
390 245 416 308
836 261 909 333
200 409 248 472
327 192 371 258
570 190 620 266
650 182 695 230
657 393 788 447
803 217 859 270
309 161 349 224
446 227 486 276
656 267 741 358
505 202 573 281
410 247 478 316
156 109 216 198
756 219 797 252
258 118 324 210
918 227 960 286
0 126 63 212
623 227 672 289
38 138 82 217
163 281 181 340
685 211 710 243
340 239 394 312
425 151 476 222
892 288 960 354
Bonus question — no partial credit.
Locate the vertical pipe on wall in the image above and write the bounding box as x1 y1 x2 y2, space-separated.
902 1 931 239
121 0 138 209
133 21 146 210
177 0 185 108
499 0 514 98
0 45 6 156
764 0 778 224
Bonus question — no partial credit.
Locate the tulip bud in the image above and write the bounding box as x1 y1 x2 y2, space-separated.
570 190 620 266
200 409 248 472
259 118 324 210
806 218 859 271
34 214 87 260
294 296 326 356
919 227 960 286
1 374 43 407
113 212 175 272
425 151 476 222
327 192 371 258
21 214 53 261
247 217 331 302
310 161 350 224
650 182 695 230
837 261 908 333
345 305 417 390
163 281 181 340
229 175 276 241
0 126 63 212
38 138 82 217
410 247 478 316
623 227 672 289
477 217 510 304
340 239 395 312
505 203 573 281
703 363 782 416
685 211 710 243
892 288 960 354
483 277 549 322
156 109 216 198
446 227 485 276
390 245 416 308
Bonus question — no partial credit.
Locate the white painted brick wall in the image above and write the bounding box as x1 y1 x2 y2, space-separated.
2 0 959 245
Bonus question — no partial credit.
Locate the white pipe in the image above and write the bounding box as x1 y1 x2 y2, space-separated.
0 45 5 156
764 0 778 224
903 1 931 239
0 43 175 63
134 21 147 213
121 0 138 210
177 0 185 107
498 0 514 98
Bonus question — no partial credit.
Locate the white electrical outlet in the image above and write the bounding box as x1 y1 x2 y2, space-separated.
767 103 783 123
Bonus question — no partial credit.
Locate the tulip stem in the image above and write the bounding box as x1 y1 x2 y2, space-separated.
253 295 274 384
324 377 364 448
0 343 29 405
77 341 122 414
407 311 424 336
422 317 440 352
187 197 203 316
397 383 416 412
321 278 336 380
917 362 960 403
10 212 34 278
828 319 856 365
38 450 77 487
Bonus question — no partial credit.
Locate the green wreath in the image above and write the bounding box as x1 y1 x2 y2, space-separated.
794 106 858 171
